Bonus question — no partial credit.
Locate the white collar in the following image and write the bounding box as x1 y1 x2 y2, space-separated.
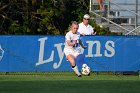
82 22 90 27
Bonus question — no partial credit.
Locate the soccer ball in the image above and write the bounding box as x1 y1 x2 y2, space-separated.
81 64 90 75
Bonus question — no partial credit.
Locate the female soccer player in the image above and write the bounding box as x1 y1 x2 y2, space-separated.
64 21 88 77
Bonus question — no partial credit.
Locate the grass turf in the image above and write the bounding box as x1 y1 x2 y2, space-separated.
0 72 140 93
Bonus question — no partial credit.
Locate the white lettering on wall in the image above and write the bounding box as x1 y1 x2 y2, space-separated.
53 43 64 69
85 41 94 57
36 37 116 68
85 40 115 57
105 41 115 57
36 37 54 66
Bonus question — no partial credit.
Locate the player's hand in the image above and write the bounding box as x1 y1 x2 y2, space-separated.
72 40 77 46
81 33 85 36
82 46 87 49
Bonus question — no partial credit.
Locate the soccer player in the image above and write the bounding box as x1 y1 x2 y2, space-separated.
64 21 87 77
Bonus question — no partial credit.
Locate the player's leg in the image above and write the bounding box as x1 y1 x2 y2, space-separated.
67 54 81 77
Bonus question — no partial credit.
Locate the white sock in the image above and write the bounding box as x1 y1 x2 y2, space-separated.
72 65 81 76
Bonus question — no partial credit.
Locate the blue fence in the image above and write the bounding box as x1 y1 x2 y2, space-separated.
0 35 140 72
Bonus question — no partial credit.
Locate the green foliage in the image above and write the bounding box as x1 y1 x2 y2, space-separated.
0 0 121 35
8 17 29 35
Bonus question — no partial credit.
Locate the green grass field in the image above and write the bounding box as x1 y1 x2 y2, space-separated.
0 72 140 93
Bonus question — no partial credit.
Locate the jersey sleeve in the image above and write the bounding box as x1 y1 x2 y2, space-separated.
76 32 81 39
65 32 71 41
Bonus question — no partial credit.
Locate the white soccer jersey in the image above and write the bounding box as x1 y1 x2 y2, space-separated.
64 31 82 57
78 22 94 35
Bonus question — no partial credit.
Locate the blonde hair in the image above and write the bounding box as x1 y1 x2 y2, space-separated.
68 21 78 31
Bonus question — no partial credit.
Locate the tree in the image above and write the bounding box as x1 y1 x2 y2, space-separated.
0 0 120 35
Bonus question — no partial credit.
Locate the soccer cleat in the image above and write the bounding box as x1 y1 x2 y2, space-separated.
87 73 90 76
78 74 82 77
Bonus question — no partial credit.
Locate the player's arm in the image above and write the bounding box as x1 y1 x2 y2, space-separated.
65 33 77 46
79 39 87 49
66 40 76 46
